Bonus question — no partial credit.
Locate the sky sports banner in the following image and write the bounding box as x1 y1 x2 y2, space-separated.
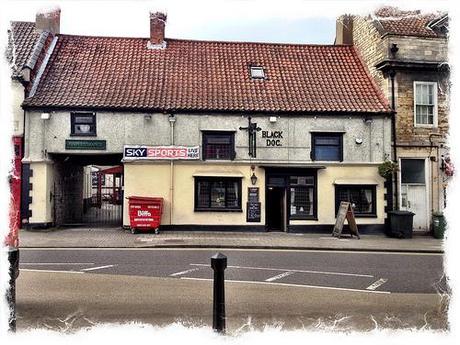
124 145 200 160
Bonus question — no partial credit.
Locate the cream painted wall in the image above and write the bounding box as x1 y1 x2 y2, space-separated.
28 161 54 223
123 162 265 227
123 162 383 227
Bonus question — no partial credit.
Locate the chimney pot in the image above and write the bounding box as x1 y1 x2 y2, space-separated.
148 11 167 49
36 7 61 35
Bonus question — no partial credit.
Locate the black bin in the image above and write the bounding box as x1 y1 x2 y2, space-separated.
387 210 415 238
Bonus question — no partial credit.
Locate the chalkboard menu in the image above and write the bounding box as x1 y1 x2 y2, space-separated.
246 202 261 222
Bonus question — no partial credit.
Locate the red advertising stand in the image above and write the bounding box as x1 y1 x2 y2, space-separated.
128 196 164 234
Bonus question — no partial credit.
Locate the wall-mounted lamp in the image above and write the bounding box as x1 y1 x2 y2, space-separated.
41 112 51 120
363 117 373 124
250 172 258 185
269 116 277 123
390 43 399 57
144 114 152 120
169 114 176 122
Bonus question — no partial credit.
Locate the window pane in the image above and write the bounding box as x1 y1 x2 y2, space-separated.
226 181 238 207
210 181 226 208
204 133 233 160
315 137 340 145
290 187 313 217
197 181 210 208
75 116 94 124
290 176 314 186
416 84 421 103
315 146 340 161
337 186 374 215
401 159 425 184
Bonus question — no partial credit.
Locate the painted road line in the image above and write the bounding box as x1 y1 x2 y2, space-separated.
265 271 295 282
81 265 115 272
180 277 391 294
19 248 443 255
21 269 83 274
366 278 388 291
20 262 95 265
190 263 373 278
170 267 201 277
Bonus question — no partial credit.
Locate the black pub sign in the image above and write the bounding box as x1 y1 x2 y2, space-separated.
262 131 283 147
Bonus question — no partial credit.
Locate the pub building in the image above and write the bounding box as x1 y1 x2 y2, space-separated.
20 12 393 233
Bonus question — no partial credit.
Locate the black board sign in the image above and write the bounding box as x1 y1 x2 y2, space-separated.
332 201 360 239
246 202 261 222
248 187 259 203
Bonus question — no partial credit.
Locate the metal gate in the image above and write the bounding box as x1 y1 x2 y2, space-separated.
54 164 123 227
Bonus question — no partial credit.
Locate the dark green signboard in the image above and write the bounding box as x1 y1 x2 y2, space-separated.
65 140 106 150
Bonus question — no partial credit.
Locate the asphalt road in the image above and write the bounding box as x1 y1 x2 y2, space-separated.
19 248 447 294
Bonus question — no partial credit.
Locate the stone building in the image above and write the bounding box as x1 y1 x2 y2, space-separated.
19 12 393 233
336 7 450 232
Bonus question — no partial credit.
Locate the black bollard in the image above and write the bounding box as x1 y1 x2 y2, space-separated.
211 252 227 333
7 248 19 332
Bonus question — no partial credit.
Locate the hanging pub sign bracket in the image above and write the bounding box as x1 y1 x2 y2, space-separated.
332 201 360 239
239 116 261 158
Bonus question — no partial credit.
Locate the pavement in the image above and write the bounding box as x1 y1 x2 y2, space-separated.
19 227 444 253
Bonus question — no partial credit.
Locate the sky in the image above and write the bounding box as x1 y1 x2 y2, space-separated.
1 0 459 343
1 0 451 44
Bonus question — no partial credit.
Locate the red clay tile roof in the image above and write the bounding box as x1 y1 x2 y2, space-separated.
374 7 447 38
8 21 40 76
23 35 391 114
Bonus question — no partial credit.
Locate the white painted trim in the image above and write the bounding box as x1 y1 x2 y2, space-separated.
413 81 438 128
180 277 391 294
81 264 115 272
20 269 83 274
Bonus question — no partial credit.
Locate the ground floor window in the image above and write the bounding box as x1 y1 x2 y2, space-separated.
289 176 315 219
194 177 242 211
335 185 376 217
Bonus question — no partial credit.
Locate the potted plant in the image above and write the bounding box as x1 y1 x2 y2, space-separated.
378 160 398 179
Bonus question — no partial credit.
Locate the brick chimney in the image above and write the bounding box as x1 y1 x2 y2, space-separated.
35 7 61 35
335 14 353 45
148 12 167 49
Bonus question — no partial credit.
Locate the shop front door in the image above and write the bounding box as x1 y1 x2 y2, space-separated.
266 186 285 231
400 159 429 231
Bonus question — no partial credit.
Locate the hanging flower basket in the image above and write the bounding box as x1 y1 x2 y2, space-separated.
378 160 398 178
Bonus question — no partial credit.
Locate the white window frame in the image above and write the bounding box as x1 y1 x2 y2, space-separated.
250 66 265 79
413 81 438 128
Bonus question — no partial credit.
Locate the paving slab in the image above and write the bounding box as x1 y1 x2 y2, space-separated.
19 227 444 253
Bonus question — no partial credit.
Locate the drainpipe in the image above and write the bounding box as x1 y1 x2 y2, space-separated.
169 114 176 225
389 69 399 210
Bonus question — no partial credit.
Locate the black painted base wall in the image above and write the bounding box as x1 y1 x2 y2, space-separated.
124 224 385 234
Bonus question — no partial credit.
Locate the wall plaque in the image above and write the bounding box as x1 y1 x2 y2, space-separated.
65 140 106 150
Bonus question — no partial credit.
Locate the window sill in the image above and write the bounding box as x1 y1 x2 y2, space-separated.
194 208 243 213
353 214 377 218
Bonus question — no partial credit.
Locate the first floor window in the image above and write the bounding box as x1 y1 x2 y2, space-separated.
71 112 96 136
202 131 235 160
414 82 437 126
195 177 242 211
289 175 315 219
335 185 376 217
311 133 343 161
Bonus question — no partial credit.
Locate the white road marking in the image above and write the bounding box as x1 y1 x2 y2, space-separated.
21 268 83 274
190 263 373 278
20 262 95 265
20 248 443 255
81 265 115 272
265 271 294 282
180 277 391 294
366 278 388 291
169 267 201 277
